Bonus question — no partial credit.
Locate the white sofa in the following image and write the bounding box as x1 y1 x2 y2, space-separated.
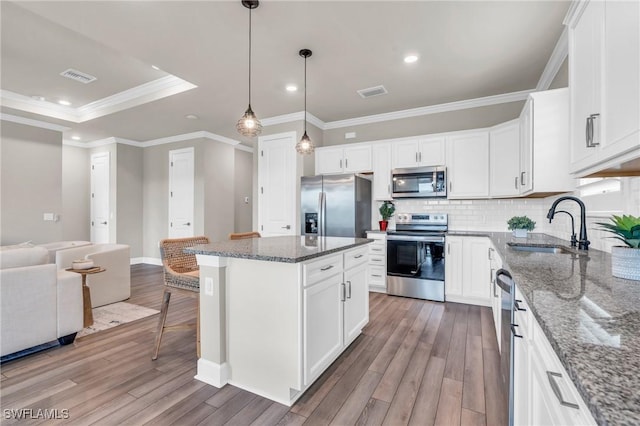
54 244 131 308
0 245 83 357
38 240 92 263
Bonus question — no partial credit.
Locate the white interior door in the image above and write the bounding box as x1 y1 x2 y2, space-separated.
258 132 296 236
168 148 195 238
90 152 110 243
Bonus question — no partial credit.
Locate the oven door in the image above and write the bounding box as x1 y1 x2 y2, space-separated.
386 234 445 301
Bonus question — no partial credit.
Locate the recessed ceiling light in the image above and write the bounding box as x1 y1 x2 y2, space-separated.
185 114 199 120
404 55 419 64
151 65 160 71
286 85 298 92
71 136 81 141
31 95 45 101
58 100 71 106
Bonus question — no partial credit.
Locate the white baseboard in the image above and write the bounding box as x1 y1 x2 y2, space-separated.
195 358 230 388
130 257 162 265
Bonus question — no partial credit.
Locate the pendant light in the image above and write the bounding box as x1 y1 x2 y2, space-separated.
236 0 262 137
296 49 315 154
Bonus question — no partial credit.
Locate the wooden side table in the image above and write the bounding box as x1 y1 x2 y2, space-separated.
66 266 106 327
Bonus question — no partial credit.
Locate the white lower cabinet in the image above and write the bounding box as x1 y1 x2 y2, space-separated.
513 289 596 426
303 246 369 386
445 236 491 306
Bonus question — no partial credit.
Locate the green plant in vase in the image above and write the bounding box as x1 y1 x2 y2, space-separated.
507 216 536 238
379 201 395 231
596 215 640 281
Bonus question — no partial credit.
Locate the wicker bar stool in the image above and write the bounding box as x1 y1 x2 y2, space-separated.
152 235 209 360
228 231 261 240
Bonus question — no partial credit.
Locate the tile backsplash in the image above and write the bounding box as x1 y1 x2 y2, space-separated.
374 177 640 253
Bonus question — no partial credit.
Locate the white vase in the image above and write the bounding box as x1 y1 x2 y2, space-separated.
611 246 640 281
512 229 528 238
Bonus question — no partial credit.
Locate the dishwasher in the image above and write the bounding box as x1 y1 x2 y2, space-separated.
496 269 519 426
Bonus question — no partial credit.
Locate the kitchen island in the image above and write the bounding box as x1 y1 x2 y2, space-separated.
185 236 372 406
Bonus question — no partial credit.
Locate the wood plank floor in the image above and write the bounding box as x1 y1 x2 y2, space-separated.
0 264 507 425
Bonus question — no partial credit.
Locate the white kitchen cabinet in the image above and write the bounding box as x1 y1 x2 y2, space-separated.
366 231 387 293
488 244 503 352
445 236 491 306
568 0 640 176
446 130 490 199
315 144 372 175
303 245 369 386
519 89 575 195
372 143 392 200
392 136 445 168
489 120 521 198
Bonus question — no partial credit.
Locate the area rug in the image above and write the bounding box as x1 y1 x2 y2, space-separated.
77 302 159 338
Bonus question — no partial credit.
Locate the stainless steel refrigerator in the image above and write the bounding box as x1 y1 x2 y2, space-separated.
301 174 372 238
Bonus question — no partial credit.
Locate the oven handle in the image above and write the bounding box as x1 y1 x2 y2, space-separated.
387 235 445 243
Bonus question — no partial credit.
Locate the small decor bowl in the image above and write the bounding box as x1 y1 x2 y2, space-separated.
72 259 94 270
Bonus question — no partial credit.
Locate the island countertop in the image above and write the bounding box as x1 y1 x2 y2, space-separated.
185 235 372 263
449 231 640 425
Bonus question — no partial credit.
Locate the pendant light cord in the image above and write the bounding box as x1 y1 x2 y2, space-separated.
304 54 307 131
248 6 252 105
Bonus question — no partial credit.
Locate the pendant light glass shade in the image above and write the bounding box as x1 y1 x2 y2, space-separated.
296 48 314 155
237 1 261 137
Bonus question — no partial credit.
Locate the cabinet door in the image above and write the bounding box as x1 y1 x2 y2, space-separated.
490 121 521 197
463 238 491 303
303 275 344 385
447 131 490 198
344 145 372 173
569 0 603 171
519 101 533 194
418 136 446 166
601 0 640 160
372 144 392 200
513 333 531 426
445 236 464 298
392 140 420 168
315 147 344 175
343 264 369 344
489 247 503 351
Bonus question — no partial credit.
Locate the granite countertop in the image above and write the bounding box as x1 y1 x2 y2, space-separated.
482 232 640 426
185 236 372 263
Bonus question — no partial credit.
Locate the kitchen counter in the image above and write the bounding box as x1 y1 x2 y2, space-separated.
185 235 372 263
473 232 639 426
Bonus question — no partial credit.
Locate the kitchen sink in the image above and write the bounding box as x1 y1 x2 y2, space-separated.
507 243 575 254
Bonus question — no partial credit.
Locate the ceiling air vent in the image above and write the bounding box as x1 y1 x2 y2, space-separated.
357 85 388 99
60 68 97 84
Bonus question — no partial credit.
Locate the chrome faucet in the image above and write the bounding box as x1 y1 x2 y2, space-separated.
547 196 590 250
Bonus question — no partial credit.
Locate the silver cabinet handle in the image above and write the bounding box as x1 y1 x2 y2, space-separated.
345 158 348 169
511 324 523 339
488 247 493 260
387 183 390 194
515 299 527 312
515 177 519 189
371 274 383 278
585 116 591 147
587 113 600 147
447 243 450 255
520 172 526 186
341 283 346 302
101 221 108 225
418 152 422 162
320 265 334 271
354 254 364 259
449 182 452 192
281 225 291 229
340 159 343 169
183 222 191 226
546 371 580 409
347 280 352 299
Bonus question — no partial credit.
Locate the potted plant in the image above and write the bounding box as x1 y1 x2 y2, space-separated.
596 215 640 281
379 201 395 231
507 216 536 238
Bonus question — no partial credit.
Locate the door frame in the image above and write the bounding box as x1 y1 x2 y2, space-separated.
168 147 195 238
90 151 110 243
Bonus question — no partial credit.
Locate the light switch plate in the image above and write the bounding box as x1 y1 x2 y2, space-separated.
205 277 214 296
43 213 55 221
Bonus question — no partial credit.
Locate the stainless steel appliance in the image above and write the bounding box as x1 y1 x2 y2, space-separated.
496 268 525 426
391 166 446 198
300 174 371 238
386 213 447 301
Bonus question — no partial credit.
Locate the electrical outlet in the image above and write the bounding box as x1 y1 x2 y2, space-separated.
205 277 214 296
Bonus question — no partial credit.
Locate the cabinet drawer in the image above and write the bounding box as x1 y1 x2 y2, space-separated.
304 254 343 287
369 255 385 267
368 243 385 256
344 246 369 270
369 265 386 282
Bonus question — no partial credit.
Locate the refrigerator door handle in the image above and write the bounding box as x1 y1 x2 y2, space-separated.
318 192 326 237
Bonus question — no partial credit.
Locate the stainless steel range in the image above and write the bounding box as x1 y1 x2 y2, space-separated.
386 213 447 301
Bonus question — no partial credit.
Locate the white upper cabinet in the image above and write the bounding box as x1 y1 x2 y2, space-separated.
520 89 575 195
446 130 490 198
490 120 521 198
568 0 640 176
392 136 445 168
315 144 372 175
372 143 392 200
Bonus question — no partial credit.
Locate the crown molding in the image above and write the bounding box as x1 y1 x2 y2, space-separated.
1 75 197 124
235 144 254 153
144 130 240 147
323 89 534 130
0 113 70 132
536 26 568 91
261 111 325 130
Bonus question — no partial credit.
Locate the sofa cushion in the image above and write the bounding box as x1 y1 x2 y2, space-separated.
0 246 49 269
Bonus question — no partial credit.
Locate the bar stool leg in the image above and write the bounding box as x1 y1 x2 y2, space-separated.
152 289 171 360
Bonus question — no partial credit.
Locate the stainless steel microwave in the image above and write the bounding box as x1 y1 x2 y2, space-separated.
391 166 447 198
